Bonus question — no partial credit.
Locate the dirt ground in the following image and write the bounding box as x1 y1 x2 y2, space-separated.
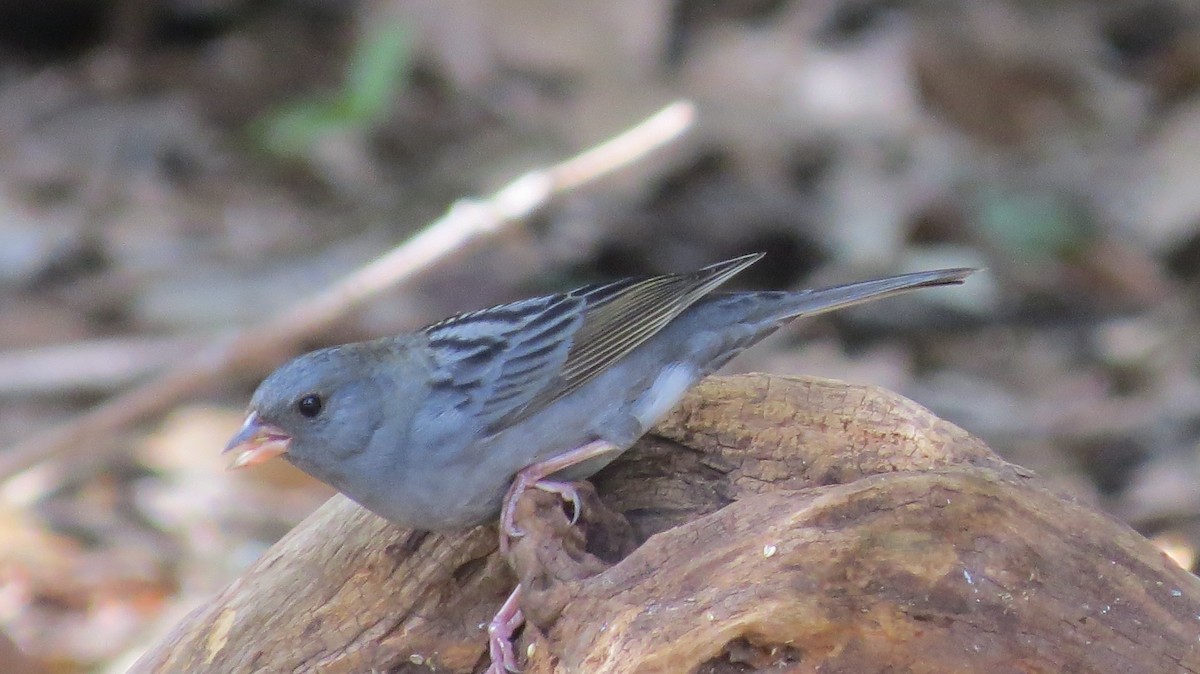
1 1 1199 671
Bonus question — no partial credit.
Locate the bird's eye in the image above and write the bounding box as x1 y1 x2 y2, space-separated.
296 394 323 418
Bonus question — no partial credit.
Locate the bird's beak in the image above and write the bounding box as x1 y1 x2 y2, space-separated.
222 412 291 469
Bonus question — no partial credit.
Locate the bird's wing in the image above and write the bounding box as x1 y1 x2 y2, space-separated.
423 291 585 434
423 253 762 435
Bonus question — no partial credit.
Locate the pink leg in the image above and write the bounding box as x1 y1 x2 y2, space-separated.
499 439 618 552
489 440 619 668
486 585 525 674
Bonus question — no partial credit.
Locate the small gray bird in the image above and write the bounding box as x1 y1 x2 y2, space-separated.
223 253 971 673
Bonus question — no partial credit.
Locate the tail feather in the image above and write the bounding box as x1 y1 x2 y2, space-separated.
770 268 975 322
660 265 975 379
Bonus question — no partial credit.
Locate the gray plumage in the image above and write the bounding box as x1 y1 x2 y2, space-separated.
228 254 971 530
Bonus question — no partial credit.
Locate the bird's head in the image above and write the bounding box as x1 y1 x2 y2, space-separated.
223 345 386 474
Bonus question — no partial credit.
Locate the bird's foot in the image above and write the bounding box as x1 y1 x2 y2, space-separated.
500 479 582 551
492 440 621 668
499 440 617 553
486 585 525 673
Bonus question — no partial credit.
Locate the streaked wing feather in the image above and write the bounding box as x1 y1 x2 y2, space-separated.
424 293 585 433
424 253 763 435
510 252 764 424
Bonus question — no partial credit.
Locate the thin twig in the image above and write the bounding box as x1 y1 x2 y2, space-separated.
0 100 696 482
0 336 204 396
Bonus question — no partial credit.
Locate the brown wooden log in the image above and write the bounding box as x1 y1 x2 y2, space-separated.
130 374 1200 673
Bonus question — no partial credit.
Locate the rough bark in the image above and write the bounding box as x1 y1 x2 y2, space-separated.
130 374 1200 674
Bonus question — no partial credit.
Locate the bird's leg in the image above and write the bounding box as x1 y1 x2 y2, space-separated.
489 440 617 669
486 584 525 674
500 439 618 552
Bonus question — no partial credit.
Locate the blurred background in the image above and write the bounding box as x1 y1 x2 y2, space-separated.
0 0 1198 670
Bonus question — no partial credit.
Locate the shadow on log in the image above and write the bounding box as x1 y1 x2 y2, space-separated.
131 374 1200 673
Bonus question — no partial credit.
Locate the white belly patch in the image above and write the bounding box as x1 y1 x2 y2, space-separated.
634 363 697 429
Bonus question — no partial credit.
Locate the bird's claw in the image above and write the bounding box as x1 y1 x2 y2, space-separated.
499 474 534 554
486 625 520 674
499 520 524 556
486 587 525 673
500 477 582 554
534 480 581 524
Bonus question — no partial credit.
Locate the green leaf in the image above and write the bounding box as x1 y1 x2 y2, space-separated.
253 17 413 158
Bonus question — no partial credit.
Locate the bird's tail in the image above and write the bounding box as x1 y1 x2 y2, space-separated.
729 266 974 331
763 267 975 323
